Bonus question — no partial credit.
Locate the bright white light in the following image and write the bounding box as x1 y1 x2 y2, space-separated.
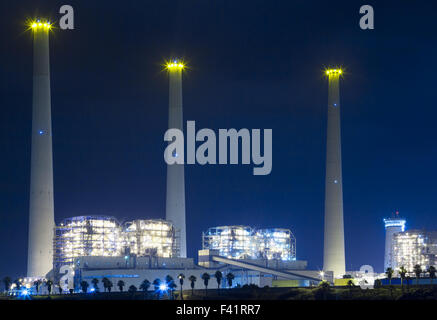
159 283 168 291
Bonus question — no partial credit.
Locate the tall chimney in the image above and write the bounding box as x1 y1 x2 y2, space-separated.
165 60 187 258
27 20 55 277
323 68 346 278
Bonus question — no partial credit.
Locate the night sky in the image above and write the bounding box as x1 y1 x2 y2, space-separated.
1 0 437 279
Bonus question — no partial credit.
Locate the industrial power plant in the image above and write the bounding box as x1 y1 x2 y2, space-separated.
384 213 437 275
20 18 355 294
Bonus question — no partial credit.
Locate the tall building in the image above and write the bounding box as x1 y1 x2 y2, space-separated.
323 69 346 278
392 230 437 272
383 213 406 271
165 60 187 258
27 20 55 277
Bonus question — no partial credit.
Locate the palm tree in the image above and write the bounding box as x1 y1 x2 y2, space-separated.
140 279 150 298
153 278 161 299
201 273 210 296
166 275 177 299
178 274 185 300
3 277 12 292
80 281 89 293
226 273 235 288
385 267 394 299
33 279 42 294
385 267 394 285
128 285 137 294
153 278 161 291
91 278 99 292
214 271 223 294
106 279 113 292
188 275 197 295
46 280 53 295
102 277 109 292
117 280 125 292
428 266 436 285
399 266 407 291
413 264 422 286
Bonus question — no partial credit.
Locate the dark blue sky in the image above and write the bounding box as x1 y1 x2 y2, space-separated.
1 0 437 279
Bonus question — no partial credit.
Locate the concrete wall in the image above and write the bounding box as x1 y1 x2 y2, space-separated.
74 256 194 270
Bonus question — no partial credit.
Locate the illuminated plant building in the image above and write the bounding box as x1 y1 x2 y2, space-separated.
391 230 437 272
53 216 179 269
202 226 296 261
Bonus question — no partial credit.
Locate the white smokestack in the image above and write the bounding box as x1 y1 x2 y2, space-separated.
165 60 187 258
323 69 346 278
27 20 55 277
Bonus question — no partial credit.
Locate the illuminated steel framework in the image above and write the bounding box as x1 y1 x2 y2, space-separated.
53 216 123 269
202 226 296 261
392 230 437 273
123 219 180 258
54 217 180 269
257 228 296 261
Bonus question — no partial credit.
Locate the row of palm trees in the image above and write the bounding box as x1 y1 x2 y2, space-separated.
2 270 237 298
385 264 436 288
2 277 56 295
74 271 235 298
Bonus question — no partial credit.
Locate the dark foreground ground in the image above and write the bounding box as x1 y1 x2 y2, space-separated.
2 285 437 300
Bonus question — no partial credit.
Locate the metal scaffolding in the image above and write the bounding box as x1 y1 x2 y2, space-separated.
256 228 296 261
54 216 180 269
53 216 123 269
202 226 296 261
392 230 437 272
202 226 256 259
123 219 180 258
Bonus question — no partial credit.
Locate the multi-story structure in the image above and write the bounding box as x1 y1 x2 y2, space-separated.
53 216 180 269
256 228 296 261
383 215 406 271
202 225 296 261
123 219 179 258
53 216 123 269
392 230 437 272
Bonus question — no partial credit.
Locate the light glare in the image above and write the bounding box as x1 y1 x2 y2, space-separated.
159 283 168 291
325 68 343 76
29 19 52 30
